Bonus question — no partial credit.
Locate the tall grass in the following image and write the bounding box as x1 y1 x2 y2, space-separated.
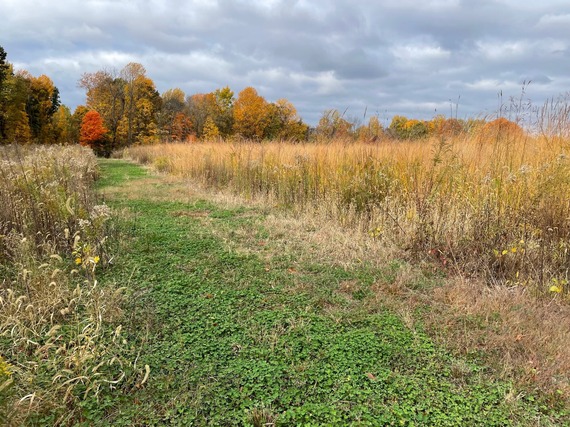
0 145 134 425
124 129 569 293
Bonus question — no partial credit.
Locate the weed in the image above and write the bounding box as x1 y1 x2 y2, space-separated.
0 146 138 425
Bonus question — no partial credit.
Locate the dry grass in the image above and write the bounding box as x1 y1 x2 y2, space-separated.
430 278 570 399
124 130 570 294
121 125 570 404
0 145 136 425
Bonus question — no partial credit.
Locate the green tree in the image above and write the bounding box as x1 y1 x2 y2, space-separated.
265 98 308 141
388 115 428 139
0 46 11 141
2 71 32 144
212 86 234 137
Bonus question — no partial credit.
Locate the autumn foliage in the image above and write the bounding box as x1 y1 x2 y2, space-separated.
80 110 109 156
481 117 524 140
0 44 536 149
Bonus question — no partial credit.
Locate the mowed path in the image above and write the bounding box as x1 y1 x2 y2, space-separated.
93 159 564 426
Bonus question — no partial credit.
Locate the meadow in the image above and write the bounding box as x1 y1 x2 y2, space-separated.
124 130 570 294
1 129 569 425
122 128 570 406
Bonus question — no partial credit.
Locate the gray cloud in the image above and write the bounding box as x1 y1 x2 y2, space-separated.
2 0 569 125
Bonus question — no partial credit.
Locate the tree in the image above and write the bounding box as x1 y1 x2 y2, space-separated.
124 75 161 144
265 98 308 141
186 93 217 138
428 115 464 138
212 86 234 136
51 105 73 144
0 45 11 141
0 46 9 90
70 105 89 144
158 88 187 141
1 70 31 144
80 110 109 157
388 115 428 139
24 74 60 143
356 115 383 142
79 63 161 147
79 70 125 148
170 112 193 141
481 117 523 141
315 109 353 141
233 87 270 140
202 116 220 140
0 47 62 145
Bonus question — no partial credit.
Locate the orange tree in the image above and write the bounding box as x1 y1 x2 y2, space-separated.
481 117 524 141
79 110 110 157
233 87 270 140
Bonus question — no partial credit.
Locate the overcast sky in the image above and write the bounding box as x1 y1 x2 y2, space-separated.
2 0 569 125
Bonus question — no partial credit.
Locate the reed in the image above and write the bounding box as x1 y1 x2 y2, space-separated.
125 129 569 294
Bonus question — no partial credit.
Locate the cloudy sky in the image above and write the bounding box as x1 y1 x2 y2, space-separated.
2 0 569 125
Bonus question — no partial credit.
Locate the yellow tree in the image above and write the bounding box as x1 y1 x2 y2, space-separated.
0 47 59 144
79 70 125 147
24 74 60 143
233 87 269 140
51 105 73 144
131 75 161 144
121 62 147 145
202 116 220 140
1 70 31 143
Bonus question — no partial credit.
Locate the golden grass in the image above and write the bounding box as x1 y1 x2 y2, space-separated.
0 145 134 425
124 132 570 294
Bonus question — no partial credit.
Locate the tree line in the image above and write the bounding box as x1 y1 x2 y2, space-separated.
0 45 523 155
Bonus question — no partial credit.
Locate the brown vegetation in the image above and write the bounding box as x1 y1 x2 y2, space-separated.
0 145 133 425
121 126 570 402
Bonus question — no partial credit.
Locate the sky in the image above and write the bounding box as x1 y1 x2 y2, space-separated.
2 0 570 126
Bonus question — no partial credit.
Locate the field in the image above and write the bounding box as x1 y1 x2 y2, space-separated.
1 134 569 425
124 133 570 292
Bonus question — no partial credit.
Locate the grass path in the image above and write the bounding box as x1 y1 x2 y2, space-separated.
90 159 566 426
